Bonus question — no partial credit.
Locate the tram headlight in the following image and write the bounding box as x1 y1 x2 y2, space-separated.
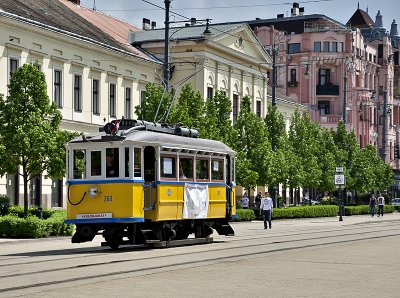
88 186 100 198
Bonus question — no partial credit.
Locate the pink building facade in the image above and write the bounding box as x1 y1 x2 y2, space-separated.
249 3 400 189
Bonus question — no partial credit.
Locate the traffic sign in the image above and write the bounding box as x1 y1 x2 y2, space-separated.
334 174 345 185
335 166 344 173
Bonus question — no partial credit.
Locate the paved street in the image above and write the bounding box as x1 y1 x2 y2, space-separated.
0 213 399 298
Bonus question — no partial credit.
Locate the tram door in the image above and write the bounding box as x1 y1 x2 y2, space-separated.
143 146 156 211
226 156 236 217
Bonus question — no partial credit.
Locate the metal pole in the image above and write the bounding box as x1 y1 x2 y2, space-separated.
163 0 171 90
272 45 276 107
339 187 343 221
381 90 388 161
343 70 347 123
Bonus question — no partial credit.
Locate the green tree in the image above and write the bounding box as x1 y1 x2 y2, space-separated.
317 129 338 192
134 83 171 122
0 63 76 217
264 104 289 188
200 90 233 143
169 84 204 128
233 96 271 190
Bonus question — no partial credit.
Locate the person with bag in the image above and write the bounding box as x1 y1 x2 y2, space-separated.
260 192 273 229
369 193 377 218
377 193 385 217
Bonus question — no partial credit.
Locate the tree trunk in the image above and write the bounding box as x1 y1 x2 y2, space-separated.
23 167 28 218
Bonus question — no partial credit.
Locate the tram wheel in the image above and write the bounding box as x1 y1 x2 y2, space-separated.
109 241 120 250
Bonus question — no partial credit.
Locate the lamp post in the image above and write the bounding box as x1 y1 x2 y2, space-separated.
163 0 171 90
381 90 388 162
343 56 356 123
270 29 288 208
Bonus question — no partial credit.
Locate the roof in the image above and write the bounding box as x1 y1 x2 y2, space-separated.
69 130 235 155
346 9 374 29
0 0 159 63
60 1 151 60
130 23 246 45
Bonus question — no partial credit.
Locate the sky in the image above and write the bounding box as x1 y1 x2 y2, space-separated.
80 0 399 32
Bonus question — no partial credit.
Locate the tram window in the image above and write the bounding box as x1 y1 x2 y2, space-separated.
134 148 142 177
196 159 209 180
73 149 86 179
90 151 102 177
211 159 224 181
124 147 129 177
179 157 193 180
161 155 176 179
106 148 119 178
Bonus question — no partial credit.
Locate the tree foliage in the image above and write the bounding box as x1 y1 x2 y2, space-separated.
0 63 77 217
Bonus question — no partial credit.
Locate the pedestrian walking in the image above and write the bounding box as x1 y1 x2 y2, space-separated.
369 193 377 217
377 193 385 217
255 191 262 208
260 192 273 229
241 192 249 209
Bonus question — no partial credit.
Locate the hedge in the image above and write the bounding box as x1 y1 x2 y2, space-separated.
0 208 74 238
233 204 396 221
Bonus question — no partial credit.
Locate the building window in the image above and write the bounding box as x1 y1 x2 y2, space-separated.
74 75 82 112
140 90 145 106
314 42 321 52
256 100 261 118
233 93 238 122
332 42 338 52
318 101 330 115
290 69 297 83
92 79 100 115
288 43 301 54
10 58 19 77
54 70 62 108
207 86 213 100
125 87 131 118
323 41 330 52
109 83 116 117
339 42 344 52
318 69 331 85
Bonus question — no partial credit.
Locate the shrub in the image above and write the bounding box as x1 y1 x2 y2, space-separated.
234 208 256 221
0 195 11 216
344 205 395 215
0 211 74 238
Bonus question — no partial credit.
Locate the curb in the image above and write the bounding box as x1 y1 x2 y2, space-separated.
0 236 70 246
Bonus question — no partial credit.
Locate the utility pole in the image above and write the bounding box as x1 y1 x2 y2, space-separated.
163 0 171 91
381 90 388 162
343 71 347 123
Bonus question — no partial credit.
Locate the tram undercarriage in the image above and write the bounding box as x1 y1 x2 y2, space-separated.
71 219 234 249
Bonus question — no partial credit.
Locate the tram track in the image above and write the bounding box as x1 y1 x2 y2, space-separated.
0 221 399 296
0 220 398 269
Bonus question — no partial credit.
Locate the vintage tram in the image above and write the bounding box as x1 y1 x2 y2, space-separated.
65 119 237 249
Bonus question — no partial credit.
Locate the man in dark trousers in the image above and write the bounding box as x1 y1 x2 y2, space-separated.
260 192 273 229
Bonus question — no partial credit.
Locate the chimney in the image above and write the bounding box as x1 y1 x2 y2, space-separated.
67 0 81 4
291 2 300 17
151 21 156 29
299 7 304 16
191 18 197 26
142 18 151 30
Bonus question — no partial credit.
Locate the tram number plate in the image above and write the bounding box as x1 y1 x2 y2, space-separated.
104 195 113 202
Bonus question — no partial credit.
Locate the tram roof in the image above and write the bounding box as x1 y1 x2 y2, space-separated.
69 130 235 155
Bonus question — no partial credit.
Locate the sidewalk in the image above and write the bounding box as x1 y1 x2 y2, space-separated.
1 212 399 245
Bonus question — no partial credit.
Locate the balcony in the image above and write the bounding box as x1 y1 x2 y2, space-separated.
316 84 339 96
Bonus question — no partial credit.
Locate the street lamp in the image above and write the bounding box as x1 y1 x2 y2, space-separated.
343 56 356 123
270 29 289 208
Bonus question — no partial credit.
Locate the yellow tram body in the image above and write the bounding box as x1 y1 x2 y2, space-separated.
65 120 236 249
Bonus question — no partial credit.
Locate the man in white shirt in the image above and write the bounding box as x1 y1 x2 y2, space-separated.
241 192 249 209
377 193 385 217
260 192 273 229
